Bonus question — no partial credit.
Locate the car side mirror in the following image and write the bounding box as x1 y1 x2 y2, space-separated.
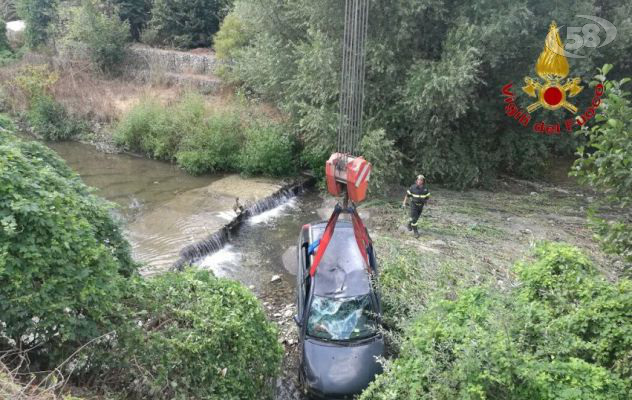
293 315 302 327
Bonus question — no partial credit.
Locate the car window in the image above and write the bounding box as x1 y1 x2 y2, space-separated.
306 295 378 340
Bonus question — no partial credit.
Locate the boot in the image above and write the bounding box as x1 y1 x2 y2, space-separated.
407 221 412 231
413 226 420 238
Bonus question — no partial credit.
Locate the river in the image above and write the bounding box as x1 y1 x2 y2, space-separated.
46 140 321 399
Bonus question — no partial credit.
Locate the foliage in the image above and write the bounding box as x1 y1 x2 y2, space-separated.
213 9 251 77
116 93 298 177
0 132 136 370
222 0 632 188
0 18 9 50
238 123 296 176
360 243 632 399
176 111 243 174
16 0 56 47
0 19 12 66
65 0 130 73
144 0 233 48
111 0 151 40
359 129 404 195
572 66 632 262
26 95 87 140
1 0 18 21
14 64 58 100
100 270 283 399
114 93 207 160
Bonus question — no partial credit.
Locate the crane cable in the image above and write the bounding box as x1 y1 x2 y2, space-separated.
337 0 369 162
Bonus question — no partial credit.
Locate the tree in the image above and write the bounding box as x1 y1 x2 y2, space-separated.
145 0 233 48
65 0 130 72
221 0 632 188
572 65 632 263
16 0 56 47
111 0 151 40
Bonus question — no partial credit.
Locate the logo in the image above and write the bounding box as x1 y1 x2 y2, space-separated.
501 21 605 136
523 22 583 114
547 15 617 59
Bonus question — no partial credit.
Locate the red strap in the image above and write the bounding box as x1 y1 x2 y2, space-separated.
351 209 372 270
309 207 341 277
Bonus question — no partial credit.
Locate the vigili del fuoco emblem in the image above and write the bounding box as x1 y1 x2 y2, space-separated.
522 21 584 114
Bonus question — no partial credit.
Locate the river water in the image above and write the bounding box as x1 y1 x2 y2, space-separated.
46 140 323 399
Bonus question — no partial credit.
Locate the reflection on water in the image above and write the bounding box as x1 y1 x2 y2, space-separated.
44 140 286 272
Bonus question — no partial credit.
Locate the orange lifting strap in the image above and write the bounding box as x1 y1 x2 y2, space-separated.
309 205 373 278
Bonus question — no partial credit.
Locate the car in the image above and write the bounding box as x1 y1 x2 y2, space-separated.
294 218 384 399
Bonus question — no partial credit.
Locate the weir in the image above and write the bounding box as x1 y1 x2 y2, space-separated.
173 178 314 270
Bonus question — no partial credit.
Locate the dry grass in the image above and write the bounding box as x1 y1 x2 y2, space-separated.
0 52 285 138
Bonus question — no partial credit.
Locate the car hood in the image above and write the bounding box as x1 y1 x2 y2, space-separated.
303 336 384 398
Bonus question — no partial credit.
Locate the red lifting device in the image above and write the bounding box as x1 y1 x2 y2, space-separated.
325 153 371 204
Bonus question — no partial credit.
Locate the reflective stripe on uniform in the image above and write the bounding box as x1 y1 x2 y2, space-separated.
410 193 430 199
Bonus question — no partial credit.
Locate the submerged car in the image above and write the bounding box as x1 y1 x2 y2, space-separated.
295 219 384 399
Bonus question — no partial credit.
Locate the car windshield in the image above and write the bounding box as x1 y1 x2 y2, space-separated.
307 295 378 341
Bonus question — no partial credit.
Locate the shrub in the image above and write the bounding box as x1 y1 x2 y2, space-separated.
572 66 632 262
0 132 136 369
176 111 243 174
359 129 404 195
360 243 632 400
65 0 130 73
26 94 87 140
145 0 233 48
14 64 58 101
238 123 296 176
16 0 56 47
115 93 206 160
103 269 283 399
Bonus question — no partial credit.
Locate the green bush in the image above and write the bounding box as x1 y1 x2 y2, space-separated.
116 93 298 177
16 0 56 47
65 0 130 73
0 132 136 369
103 269 282 399
360 243 632 400
359 129 404 195
176 111 243 174
238 123 296 176
26 95 87 140
572 66 632 262
115 93 206 160
145 0 233 48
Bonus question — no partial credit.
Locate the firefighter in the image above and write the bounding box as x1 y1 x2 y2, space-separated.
402 174 430 237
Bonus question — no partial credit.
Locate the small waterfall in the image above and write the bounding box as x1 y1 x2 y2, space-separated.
172 178 313 271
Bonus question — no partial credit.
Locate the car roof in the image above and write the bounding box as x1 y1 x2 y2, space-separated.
309 219 371 299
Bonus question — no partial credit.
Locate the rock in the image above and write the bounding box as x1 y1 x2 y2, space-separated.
283 309 293 318
587 196 594 202
429 239 446 247
397 225 408 233
248 285 255 290
270 274 281 282
530 191 538 196
520 228 532 235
